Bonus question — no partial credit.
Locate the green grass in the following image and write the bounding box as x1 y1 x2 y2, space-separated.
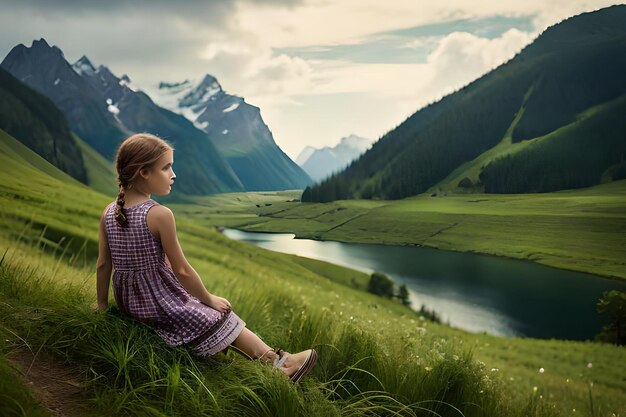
0 128 625 416
193 181 626 280
74 133 118 198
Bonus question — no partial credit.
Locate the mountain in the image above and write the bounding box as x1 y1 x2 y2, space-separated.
1 39 129 161
296 146 316 165
69 55 243 194
298 135 371 182
0 66 87 183
149 76 312 191
302 5 626 202
1 40 243 195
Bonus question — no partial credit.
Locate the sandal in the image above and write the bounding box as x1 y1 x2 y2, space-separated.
274 348 318 383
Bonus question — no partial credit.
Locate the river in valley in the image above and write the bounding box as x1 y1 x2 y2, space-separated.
223 228 626 340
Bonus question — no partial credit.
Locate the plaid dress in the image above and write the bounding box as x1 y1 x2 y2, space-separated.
104 199 245 356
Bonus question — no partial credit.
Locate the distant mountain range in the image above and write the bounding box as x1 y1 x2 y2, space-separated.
1 39 310 194
147 76 311 191
303 5 626 202
296 135 371 182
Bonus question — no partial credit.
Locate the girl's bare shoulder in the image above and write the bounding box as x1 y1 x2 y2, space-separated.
148 204 174 218
146 204 176 238
146 204 176 226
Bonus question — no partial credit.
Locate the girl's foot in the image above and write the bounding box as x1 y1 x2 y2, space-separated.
274 348 318 382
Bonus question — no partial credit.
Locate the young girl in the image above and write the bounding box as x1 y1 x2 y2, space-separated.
95 133 317 382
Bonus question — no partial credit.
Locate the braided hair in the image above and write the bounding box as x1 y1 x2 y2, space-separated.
114 133 174 227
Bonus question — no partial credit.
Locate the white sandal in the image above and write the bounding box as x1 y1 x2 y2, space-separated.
274 348 318 383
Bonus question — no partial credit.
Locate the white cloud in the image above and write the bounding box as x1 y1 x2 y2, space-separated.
0 0 620 160
195 39 315 105
252 27 535 157
419 28 534 100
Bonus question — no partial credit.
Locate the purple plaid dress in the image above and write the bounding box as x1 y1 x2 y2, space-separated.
104 199 245 356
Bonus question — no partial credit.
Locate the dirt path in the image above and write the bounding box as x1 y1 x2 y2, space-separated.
5 348 94 417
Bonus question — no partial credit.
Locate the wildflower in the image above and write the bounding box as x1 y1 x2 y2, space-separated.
533 386 538 392
566 378 570 383
490 368 499 372
587 362 593 369
425 366 432 372
509 377 515 381
539 368 545 373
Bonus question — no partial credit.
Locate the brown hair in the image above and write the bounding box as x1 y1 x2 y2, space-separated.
114 133 174 226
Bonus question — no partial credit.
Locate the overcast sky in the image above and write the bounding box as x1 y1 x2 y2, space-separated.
0 0 620 159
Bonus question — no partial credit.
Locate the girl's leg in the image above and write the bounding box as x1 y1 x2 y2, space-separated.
231 328 314 378
231 327 276 361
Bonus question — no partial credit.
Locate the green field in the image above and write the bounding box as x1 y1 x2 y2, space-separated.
1 128 625 416
177 181 626 281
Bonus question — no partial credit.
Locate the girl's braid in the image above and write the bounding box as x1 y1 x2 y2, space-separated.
114 181 128 227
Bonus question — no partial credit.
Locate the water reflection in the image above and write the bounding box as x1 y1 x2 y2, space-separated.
223 228 626 340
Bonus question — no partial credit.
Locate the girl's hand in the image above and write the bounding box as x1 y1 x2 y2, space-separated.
207 294 232 313
91 301 108 312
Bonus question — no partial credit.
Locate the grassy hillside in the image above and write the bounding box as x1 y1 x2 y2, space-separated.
433 92 626 195
480 93 626 193
0 135 625 416
74 133 118 198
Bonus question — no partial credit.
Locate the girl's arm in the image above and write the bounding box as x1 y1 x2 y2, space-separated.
95 208 113 311
149 205 231 313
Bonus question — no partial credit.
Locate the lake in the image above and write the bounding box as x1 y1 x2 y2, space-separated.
223 228 626 340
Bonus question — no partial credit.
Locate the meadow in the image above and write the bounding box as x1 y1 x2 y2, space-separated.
178 180 626 281
1 131 625 416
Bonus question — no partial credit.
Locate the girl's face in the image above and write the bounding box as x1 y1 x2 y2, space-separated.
143 149 176 195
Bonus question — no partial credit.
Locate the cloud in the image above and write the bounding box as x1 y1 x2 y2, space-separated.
0 0 301 23
423 28 534 97
194 39 314 105
0 0 620 160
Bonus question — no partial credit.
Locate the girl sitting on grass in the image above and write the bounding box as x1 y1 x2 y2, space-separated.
95 133 317 382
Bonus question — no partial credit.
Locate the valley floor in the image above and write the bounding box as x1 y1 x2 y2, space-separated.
178 180 626 281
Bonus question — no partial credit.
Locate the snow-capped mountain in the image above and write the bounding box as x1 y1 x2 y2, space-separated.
148 76 312 191
1 39 243 194
298 135 372 182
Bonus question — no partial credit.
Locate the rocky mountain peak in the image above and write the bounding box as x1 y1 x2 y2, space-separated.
72 55 96 76
179 73 223 109
30 38 64 58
